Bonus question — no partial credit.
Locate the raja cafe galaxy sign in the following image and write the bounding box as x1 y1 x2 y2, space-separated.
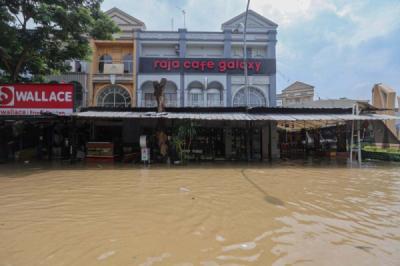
139 58 276 75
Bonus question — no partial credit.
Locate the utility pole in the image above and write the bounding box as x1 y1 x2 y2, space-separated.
243 0 250 107
176 7 186 28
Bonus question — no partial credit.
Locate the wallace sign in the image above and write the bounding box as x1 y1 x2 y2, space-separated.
139 58 276 75
0 84 74 116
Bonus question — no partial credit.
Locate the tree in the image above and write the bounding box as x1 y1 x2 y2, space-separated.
0 0 119 83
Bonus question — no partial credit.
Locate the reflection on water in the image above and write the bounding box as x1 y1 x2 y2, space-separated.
0 161 400 265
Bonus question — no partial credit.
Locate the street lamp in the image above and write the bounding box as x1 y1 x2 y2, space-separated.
233 0 251 107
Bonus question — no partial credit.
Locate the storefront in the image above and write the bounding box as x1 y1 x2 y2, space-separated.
74 106 398 163
0 84 74 162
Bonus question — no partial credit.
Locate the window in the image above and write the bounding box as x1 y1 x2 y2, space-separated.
98 54 112 73
165 92 177 107
97 85 131 107
141 81 178 107
206 82 223 107
123 54 133 73
144 93 156 107
246 47 252 58
233 87 267 107
187 81 205 107
207 93 221 106
190 89 203 107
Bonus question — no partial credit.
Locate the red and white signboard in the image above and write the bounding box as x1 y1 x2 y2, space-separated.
0 84 74 116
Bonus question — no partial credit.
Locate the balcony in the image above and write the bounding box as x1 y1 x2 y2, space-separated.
93 61 134 83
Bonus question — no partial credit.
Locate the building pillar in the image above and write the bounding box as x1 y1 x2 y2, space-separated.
267 30 277 107
179 28 187 107
224 127 232 160
223 30 232 58
261 123 269 161
224 30 232 107
181 75 185 107
135 30 142 107
269 75 277 107
270 121 280 159
246 122 251 161
227 75 232 107
88 39 96 107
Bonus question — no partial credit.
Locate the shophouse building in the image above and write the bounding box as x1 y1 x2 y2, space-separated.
136 9 278 108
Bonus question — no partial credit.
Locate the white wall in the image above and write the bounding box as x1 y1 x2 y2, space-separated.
141 44 179 57
186 44 224 58
231 45 267 58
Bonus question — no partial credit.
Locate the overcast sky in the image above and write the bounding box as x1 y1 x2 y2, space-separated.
102 0 400 101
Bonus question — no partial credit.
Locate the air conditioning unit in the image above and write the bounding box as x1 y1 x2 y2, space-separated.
80 61 87 73
65 60 74 72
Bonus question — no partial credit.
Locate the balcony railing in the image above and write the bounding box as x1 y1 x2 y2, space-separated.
142 100 225 108
98 60 133 74
143 100 178 108
188 100 225 107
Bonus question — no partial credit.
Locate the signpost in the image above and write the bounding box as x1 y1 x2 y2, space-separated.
140 135 150 165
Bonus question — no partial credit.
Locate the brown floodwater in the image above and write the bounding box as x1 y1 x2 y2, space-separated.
0 161 400 266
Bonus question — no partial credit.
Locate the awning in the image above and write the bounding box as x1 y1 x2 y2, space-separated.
74 111 399 122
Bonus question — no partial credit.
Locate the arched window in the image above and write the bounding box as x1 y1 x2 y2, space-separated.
206 81 223 107
123 54 133 73
187 81 205 107
69 81 84 109
141 81 178 107
141 81 156 107
164 81 178 107
233 87 267 107
98 54 112 73
97 85 131 108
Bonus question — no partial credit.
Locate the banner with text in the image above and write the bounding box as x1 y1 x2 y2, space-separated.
139 58 276 75
0 84 74 116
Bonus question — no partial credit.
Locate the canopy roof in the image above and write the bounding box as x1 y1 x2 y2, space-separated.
74 107 398 122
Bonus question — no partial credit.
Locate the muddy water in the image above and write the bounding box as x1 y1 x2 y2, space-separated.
0 162 400 266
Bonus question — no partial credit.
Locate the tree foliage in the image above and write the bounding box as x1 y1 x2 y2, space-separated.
0 0 119 83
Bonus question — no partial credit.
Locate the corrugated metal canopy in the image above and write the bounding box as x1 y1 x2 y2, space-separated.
74 111 399 122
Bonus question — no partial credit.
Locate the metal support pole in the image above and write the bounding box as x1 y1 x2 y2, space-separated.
268 121 272 161
357 120 362 166
356 104 362 166
349 105 355 164
246 121 251 161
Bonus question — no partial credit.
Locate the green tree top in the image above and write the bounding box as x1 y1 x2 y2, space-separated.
0 0 119 83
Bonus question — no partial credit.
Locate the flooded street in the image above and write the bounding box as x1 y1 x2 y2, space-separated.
0 162 400 266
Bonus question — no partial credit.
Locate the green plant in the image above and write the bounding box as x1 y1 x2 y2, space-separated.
172 121 197 162
363 145 400 154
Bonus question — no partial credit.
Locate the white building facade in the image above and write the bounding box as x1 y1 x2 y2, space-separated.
136 10 278 108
